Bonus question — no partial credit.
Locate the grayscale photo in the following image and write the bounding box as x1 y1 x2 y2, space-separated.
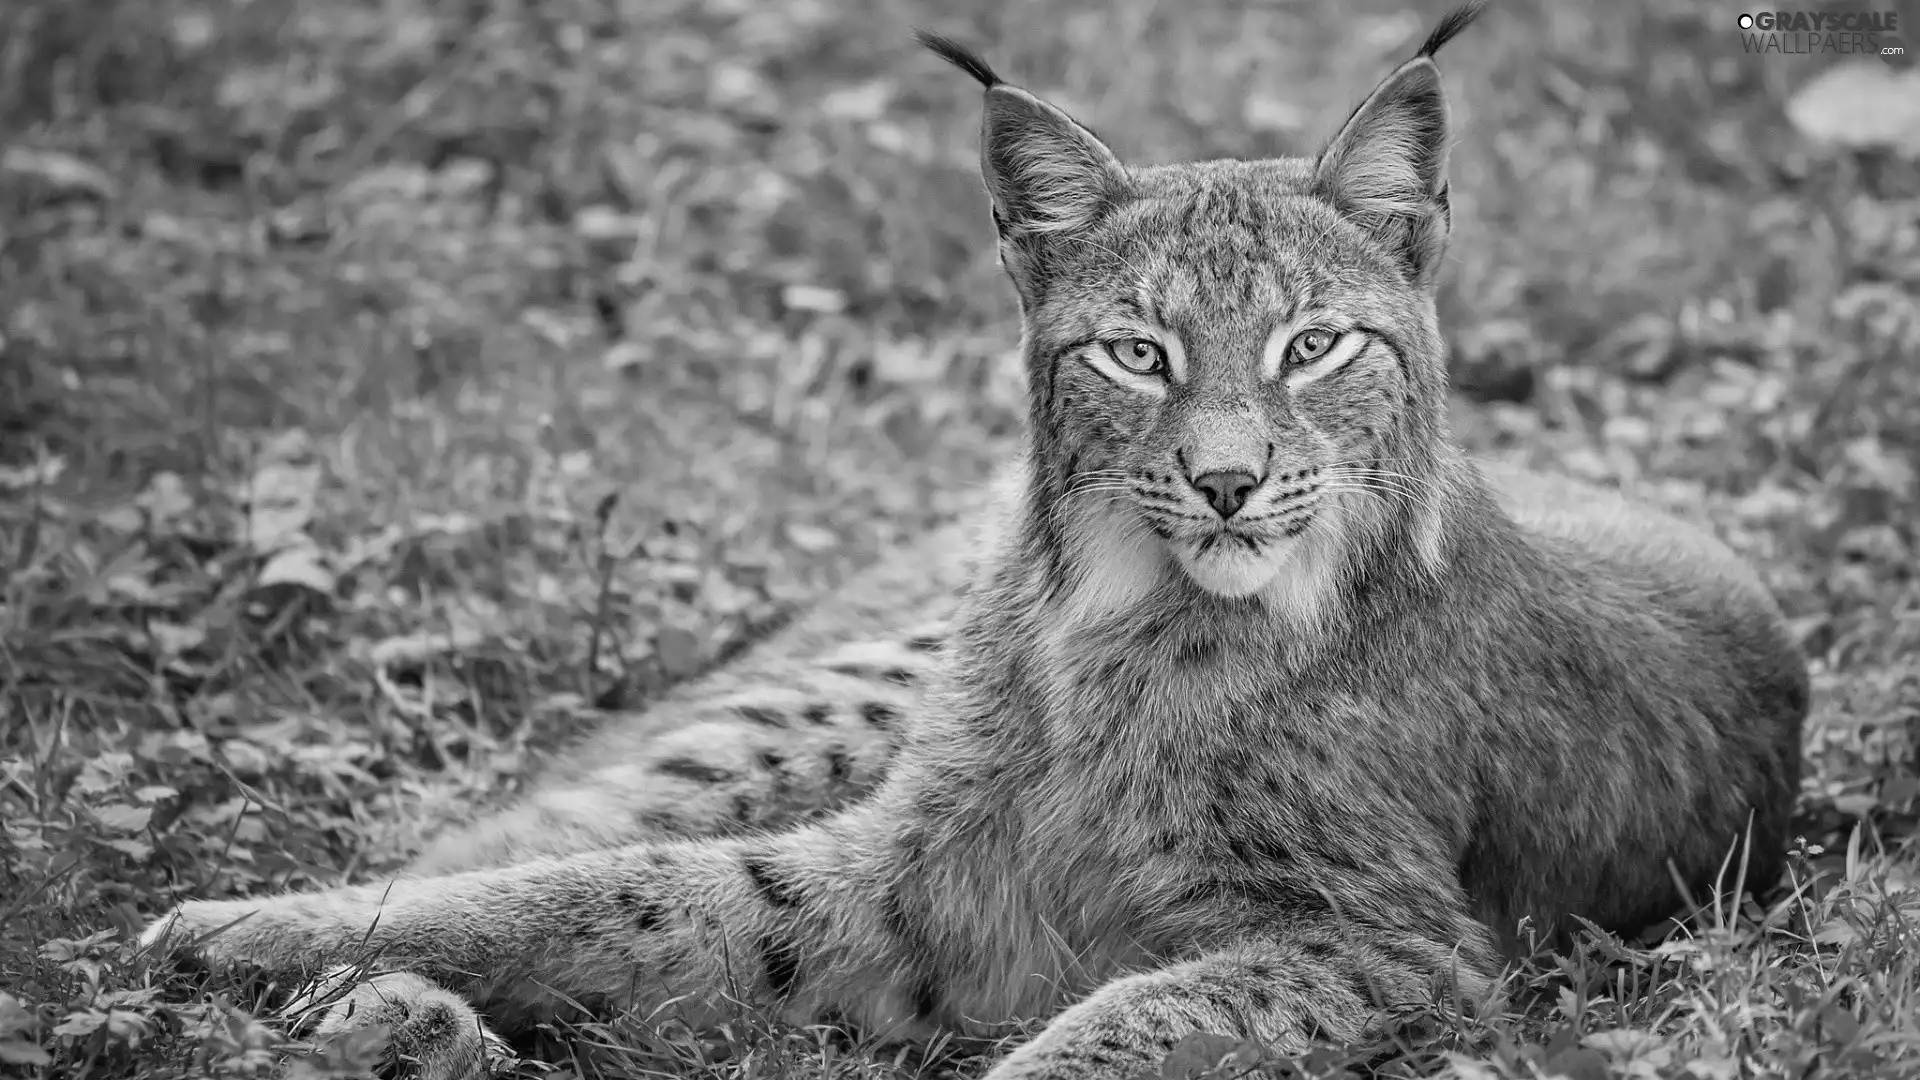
2 0 1916 1078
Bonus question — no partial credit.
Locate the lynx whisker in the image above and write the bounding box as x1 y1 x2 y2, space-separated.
1326 465 1446 497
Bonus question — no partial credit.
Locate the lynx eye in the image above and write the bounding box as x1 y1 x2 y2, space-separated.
1289 328 1340 364
1105 337 1167 375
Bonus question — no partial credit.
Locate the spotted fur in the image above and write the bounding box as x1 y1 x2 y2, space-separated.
402 521 977 875
142 8 1808 1080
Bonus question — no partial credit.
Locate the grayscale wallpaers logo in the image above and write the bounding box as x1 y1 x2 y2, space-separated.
1737 10 1910 66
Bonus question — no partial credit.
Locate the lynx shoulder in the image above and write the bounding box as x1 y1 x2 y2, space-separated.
143 7 1808 1080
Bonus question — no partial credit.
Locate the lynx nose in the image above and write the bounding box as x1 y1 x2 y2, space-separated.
1189 470 1260 519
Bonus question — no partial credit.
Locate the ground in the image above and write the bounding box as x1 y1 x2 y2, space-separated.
2 0 1919 1077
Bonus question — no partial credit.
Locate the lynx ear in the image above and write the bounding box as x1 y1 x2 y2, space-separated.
1312 4 1482 287
917 31 1125 296
976 85 1124 237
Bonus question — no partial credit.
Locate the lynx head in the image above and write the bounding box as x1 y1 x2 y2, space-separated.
921 5 1481 612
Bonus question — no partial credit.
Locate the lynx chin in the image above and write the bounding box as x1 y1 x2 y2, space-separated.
141 5 1808 1078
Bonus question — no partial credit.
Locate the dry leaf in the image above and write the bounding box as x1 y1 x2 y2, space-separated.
819 80 894 122
1159 1031 1263 1080
1785 64 1920 152
0 1041 50 1067
1 147 118 200
781 284 847 314
75 753 136 794
871 338 949 384
0 994 36 1036
603 341 649 373
574 205 640 242
257 546 336 594
1583 1029 1664 1057
364 625 486 667
243 461 322 553
0 453 67 489
148 621 207 657
655 626 704 677
783 522 839 552
136 471 195 529
1842 435 1915 495
1543 1045 1610 1080
1242 94 1310 133
90 805 153 833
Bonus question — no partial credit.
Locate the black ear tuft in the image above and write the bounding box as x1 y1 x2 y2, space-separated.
1417 1 1488 59
913 30 1002 88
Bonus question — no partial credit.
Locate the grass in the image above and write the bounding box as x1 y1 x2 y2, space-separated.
2 0 1918 1076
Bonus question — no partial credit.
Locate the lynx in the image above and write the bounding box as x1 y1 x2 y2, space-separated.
143 7 1809 1079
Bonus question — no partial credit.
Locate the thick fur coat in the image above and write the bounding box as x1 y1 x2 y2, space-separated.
142 8 1808 1079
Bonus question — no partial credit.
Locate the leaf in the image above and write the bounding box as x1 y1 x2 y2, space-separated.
1785 64 1920 152
135 471 195 531
148 621 206 657
655 627 704 678
104 838 153 861
1243 94 1311 134
1832 793 1880 817
1883 774 1920 807
1160 1031 1264 1080
95 505 146 534
37 930 117 963
0 1041 50 1066
256 545 337 594
783 522 839 552
1820 1005 1862 1046
603 341 649 373
50 1010 106 1040
1680 1058 1741 1080
1441 1055 1505 1080
1542 1045 1611 1080
1545 1021 1582 1058
1813 919 1860 946
103 556 168 603
90 804 152 833
1571 914 1651 966
819 79 894 122
0 452 67 488
0 147 117 200
364 625 485 667
1584 1029 1662 1057
242 458 322 554
104 1009 148 1045
1842 435 1916 496
872 338 952 385
74 752 136 794
141 729 213 765
781 284 848 314
573 205 642 243
0 993 37 1037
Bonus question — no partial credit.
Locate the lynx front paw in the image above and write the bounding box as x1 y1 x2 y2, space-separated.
295 969 512 1080
143 907 510 1080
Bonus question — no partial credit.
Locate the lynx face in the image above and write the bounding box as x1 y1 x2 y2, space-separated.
934 39 1461 601
1033 165 1437 598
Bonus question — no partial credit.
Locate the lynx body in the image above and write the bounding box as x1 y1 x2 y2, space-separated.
144 8 1808 1078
